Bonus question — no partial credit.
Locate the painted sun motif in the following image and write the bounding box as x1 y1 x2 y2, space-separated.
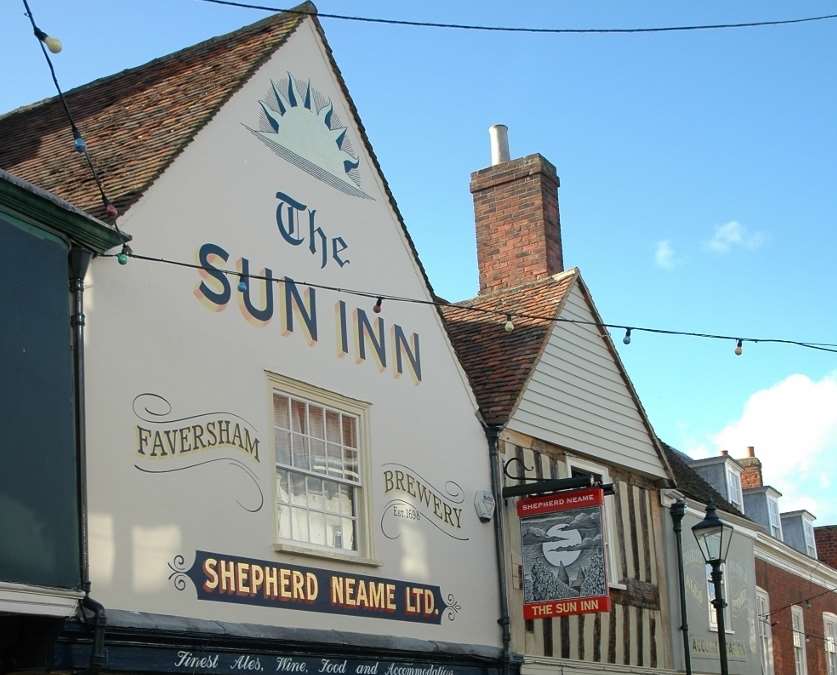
245 73 371 199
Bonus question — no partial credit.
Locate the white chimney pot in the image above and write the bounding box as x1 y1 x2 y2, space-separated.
489 124 510 166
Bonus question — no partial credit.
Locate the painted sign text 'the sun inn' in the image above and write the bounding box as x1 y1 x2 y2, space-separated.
194 192 422 382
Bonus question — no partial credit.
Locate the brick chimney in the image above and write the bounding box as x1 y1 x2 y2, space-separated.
814 526 837 569
471 126 563 293
737 445 763 489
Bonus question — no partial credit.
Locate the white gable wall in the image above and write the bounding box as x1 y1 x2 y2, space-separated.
507 283 667 478
83 18 497 646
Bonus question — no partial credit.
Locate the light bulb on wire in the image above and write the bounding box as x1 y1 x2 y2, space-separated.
734 339 743 357
72 128 86 153
116 244 131 266
237 276 248 293
623 328 632 345
373 297 383 314
34 27 62 54
504 314 514 333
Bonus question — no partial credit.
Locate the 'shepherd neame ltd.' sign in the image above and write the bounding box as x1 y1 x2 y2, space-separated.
169 550 460 625
517 488 610 620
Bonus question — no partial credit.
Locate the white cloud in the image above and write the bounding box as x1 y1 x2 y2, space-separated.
693 372 837 520
706 220 765 254
655 240 676 269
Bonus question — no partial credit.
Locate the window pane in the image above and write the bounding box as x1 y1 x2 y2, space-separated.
290 473 306 506
292 434 309 470
273 394 290 429
275 430 291 466
309 405 325 439
276 469 289 503
344 448 359 483
309 512 326 546
323 480 340 513
341 517 356 551
338 484 354 516
307 476 323 511
325 410 340 442
327 515 342 549
342 415 357 448
309 438 327 475
327 443 343 478
291 399 307 433
291 508 308 542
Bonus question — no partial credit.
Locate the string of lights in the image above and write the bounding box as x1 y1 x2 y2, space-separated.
20 0 121 228
103 250 837 355
195 0 837 35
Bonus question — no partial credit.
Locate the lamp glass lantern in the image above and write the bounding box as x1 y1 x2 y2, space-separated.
691 502 734 564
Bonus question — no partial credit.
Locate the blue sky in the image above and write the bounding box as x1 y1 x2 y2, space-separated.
3 1 836 522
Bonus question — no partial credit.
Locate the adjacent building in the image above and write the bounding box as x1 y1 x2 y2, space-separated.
441 135 678 675
0 169 125 659
683 447 837 675
659 443 763 675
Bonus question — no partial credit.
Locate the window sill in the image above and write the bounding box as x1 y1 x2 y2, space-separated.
273 542 382 567
609 581 628 591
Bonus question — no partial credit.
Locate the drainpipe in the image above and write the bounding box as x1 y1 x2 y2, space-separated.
485 424 512 675
69 247 107 673
669 499 692 675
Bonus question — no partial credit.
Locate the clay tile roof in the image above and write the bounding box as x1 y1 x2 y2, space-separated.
0 3 310 220
660 441 746 518
440 270 578 426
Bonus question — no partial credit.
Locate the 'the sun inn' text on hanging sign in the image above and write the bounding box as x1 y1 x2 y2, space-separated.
168 550 460 624
517 488 610 620
194 192 422 383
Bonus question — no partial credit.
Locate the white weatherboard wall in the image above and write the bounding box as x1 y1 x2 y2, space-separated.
508 283 666 478
83 18 498 648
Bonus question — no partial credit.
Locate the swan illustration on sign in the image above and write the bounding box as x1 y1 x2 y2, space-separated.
245 73 371 199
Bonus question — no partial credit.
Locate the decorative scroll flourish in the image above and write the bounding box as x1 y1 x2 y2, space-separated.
168 554 189 591
132 393 258 430
444 593 463 621
380 498 469 542
135 459 264 512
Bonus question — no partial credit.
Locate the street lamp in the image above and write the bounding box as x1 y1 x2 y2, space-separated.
692 501 734 675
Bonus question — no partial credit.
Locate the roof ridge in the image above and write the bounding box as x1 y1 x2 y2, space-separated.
451 267 579 306
0 1 314 122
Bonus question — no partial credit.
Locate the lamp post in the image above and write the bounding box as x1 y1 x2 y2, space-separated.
692 501 734 675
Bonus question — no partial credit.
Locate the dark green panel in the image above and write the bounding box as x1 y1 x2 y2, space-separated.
0 214 80 588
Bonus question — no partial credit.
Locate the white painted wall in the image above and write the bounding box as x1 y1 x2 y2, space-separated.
83 18 498 647
507 284 666 479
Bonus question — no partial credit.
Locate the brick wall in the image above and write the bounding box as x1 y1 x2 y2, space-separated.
755 558 837 675
814 526 837 570
470 153 563 293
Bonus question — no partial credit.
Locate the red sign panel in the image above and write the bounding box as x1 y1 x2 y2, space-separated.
518 487 610 619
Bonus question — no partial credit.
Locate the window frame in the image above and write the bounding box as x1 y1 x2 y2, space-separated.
767 496 783 540
756 586 774 675
791 605 808 675
824 612 837 675
706 562 733 633
564 455 623 589
726 464 744 512
803 519 817 559
267 372 377 565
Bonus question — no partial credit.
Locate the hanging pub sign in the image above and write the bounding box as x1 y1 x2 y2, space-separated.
517 487 611 620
